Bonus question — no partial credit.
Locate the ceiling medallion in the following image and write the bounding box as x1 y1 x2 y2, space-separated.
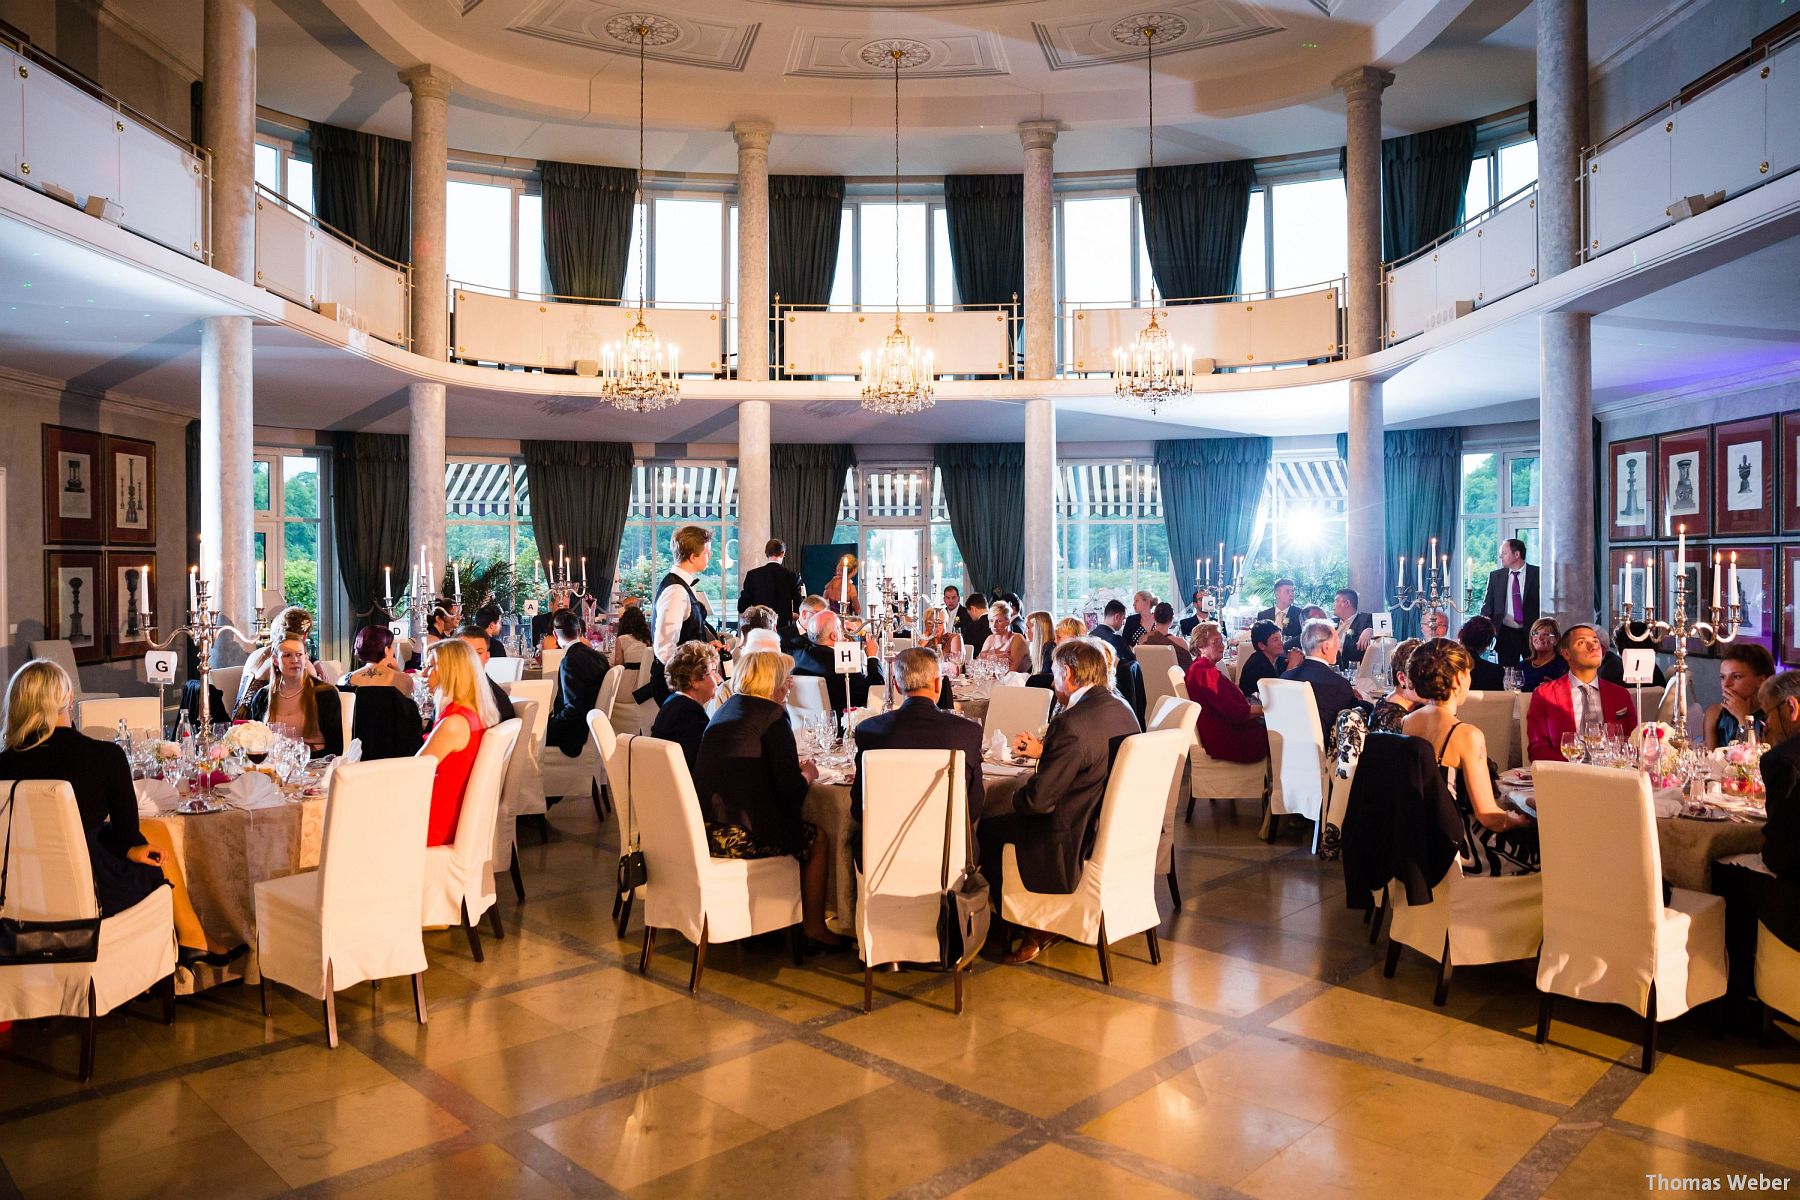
857 39 933 70
603 12 680 46
1110 14 1188 47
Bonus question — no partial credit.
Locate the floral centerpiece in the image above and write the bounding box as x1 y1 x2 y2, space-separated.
1714 738 1766 799
1629 722 1682 788
222 720 276 759
152 740 181 762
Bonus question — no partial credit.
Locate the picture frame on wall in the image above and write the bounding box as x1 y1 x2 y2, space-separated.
1782 546 1800 667
103 435 156 545
1712 417 1774 537
1608 436 1656 542
42 425 104 544
45 550 105 664
1657 427 1710 538
1781 413 1800 535
1711 543 1774 653
105 552 156 659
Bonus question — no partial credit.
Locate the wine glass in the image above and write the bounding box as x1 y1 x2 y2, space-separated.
1580 720 1606 760
1560 732 1584 763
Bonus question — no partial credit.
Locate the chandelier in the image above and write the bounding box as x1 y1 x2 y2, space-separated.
602 19 680 413
860 43 935 416
1113 21 1193 413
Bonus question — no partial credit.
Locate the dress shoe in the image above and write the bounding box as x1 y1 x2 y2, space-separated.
1000 932 1062 965
178 942 248 970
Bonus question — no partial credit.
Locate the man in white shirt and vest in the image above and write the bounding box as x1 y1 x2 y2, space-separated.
647 525 722 703
1479 538 1539 667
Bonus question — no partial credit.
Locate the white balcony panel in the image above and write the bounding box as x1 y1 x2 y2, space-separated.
1384 255 1435 343
543 305 720 373
312 232 357 316
1767 42 1800 182
354 254 407 345
0 50 23 179
20 66 119 210
117 121 202 258
1244 287 1339 366
1477 197 1538 301
1590 123 1672 253
1433 234 1482 309
1671 69 1767 205
254 197 313 304
1065 290 1336 371
1161 302 1253 367
782 309 1004 376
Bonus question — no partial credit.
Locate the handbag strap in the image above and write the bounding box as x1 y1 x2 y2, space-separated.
0 779 21 911
939 749 956 891
621 735 640 853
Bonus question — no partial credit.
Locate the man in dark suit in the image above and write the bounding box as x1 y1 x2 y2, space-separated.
957 593 992 651
1256 578 1305 649
529 591 569 649
850 647 984 835
790 609 877 714
1331 589 1374 672
473 603 508 660
545 610 608 757
1281 619 1369 739
1455 615 1507 692
1479 538 1540 667
1237 620 1289 703
1091 599 1136 664
456 625 516 722
942 585 968 634
978 638 1141 965
737 539 804 632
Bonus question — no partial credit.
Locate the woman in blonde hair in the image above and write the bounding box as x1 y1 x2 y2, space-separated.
0 659 243 968
977 599 1031 673
418 638 499 846
919 606 964 664
1024 610 1055 674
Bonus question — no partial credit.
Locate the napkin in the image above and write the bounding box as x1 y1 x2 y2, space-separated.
1651 787 1684 819
133 778 177 816
985 730 1011 763
340 739 363 764
219 772 280 808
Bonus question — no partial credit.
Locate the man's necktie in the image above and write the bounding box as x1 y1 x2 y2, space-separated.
1510 571 1524 625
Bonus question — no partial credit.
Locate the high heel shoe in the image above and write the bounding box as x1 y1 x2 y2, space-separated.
177 942 249 970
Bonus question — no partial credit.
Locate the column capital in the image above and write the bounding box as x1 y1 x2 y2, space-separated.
1018 120 1059 152
732 120 774 152
398 63 458 101
1331 65 1395 102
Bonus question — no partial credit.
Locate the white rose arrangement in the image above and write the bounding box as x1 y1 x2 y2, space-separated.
222 721 276 755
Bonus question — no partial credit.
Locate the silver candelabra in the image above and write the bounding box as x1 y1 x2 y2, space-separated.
147 578 266 756
1391 541 1462 621
867 568 919 712
1616 551 1739 751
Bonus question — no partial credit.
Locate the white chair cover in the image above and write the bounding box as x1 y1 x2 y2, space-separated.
493 698 543 872
420 718 522 928
1386 865 1543 976
786 676 830 722
981 685 1053 746
1459 691 1522 771
0 780 175 1021
255 758 436 999
29 639 117 704
484 656 525 684
1755 921 1800 1025
625 656 657 736
75 696 163 739
857 749 967 970
336 690 356 758
540 670 620 803
1146 698 1200 879
1259 679 1326 824
1135 645 1180 714
212 666 246 713
1533 762 1727 1020
1183 664 1267 805
1003 729 1189 948
587 708 621 829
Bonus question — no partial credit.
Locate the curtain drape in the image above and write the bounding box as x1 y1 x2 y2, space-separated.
538 161 638 302
185 420 201 680
1379 122 1477 262
308 122 411 265
770 443 854 560
522 441 635 602
944 174 1023 308
1135 161 1257 301
769 175 845 309
330 432 411 626
1156 437 1273 602
934 444 1025 599
1337 428 1464 637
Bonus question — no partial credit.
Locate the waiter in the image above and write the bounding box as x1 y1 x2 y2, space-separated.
1479 539 1539 667
649 525 721 702
737 538 803 632
1255 577 1304 649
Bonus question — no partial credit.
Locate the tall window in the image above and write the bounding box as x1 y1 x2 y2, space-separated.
1459 449 1541 596
839 466 966 605
444 459 539 607
253 136 313 212
828 199 956 309
1059 195 1138 305
1054 461 1170 615
446 173 543 295
1466 136 1540 221
1241 455 1350 605
617 464 739 612
1269 177 1348 293
252 449 327 651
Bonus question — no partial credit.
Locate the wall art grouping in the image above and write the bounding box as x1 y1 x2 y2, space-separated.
40 423 161 662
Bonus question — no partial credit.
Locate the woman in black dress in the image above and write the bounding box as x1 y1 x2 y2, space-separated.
650 641 718 774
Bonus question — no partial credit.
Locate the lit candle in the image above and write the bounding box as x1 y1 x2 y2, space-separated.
1441 554 1449 578
1713 552 1722 611
385 565 393 601
188 566 197 612
1677 524 1686 576
1729 551 1738 610
139 566 151 615
1429 536 1438 562
558 544 566 578
1397 554 1405 589
1465 556 1473 586
1644 558 1654 611
1218 541 1225 571
452 560 461 598
1624 553 1634 609
580 556 588 587
1416 557 1424 584
427 561 434 594
839 558 849 603
257 558 266 596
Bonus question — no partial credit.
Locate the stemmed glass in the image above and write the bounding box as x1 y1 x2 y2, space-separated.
1559 732 1584 763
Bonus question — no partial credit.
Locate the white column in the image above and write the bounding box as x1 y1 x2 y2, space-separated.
733 121 772 382
1024 397 1057 610
200 0 255 632
400 65 454 584
1334 65 1394 610
738 399 771 580
1540 313 1593 619
1536 0 1588 280
1018 121 1057 380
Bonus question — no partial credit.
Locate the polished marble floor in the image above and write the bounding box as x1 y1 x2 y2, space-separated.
2 797 1796 1199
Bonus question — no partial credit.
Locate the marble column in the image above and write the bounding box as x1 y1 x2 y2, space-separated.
733 121 772 382
738 400 771 583
1019 121 1057 381
1536 0 1588 280
200 0 255 632
1334 66 1394 610
1540 312 1594 619
400 65 454 586
1024 397 1057 610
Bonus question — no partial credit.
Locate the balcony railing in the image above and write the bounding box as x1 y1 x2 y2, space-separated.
448 283 724 374
1383 185 1538 346
254 183 410 347
771 296 1021 380
1060 280 1346 375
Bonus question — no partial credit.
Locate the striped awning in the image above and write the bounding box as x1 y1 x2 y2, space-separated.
1273 457 1348 506
860 467 929 521
445 460 527 518
1055 461 1162 520
630 464 739 520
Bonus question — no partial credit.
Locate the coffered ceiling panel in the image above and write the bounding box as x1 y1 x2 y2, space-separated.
784 31 1011 80
1034 1 1285 70
507 1 759 70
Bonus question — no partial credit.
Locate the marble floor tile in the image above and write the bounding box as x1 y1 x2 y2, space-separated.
1081 1068 1315 1185
230 1078 467 1188
0 1080 228 1189
948 1143 1193 1199
529 1079 772 1191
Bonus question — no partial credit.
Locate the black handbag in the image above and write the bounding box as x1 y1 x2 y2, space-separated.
615 737 647 893
935 752 991 971
0 780 103 965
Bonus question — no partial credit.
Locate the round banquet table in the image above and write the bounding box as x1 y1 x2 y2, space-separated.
1656 812 1766 892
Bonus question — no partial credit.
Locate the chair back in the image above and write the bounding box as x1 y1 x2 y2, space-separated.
1459 691 1519 771
75 696 163 739
586 708 621 822
1135 645 1180 711
500 698 540 809
982 685 1052 746
625 734 711 897
1259 678 1326 820
540 646 566 677
1148 695 1199 739
1085 730 1189 907
504 679 554 756
449 719 522 872
337 689 357 755
858 749 967 966
212 666 246 711
1167 665 1189 713
0 780 97 922
595 668 626 731
484 656 525 684
786 675 830 719
27 641 82 685
317 758 435 937
317 659 345 685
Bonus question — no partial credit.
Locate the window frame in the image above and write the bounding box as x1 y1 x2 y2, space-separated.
1457 444 1541 599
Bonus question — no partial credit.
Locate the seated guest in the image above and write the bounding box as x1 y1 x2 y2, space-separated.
1706 643 1774 749
1256 578 1304 648
1085 633 1139 718
1369 638 1423 733
850 647 984 828
1179 584 1207 637
531 589 569 650
920 605 965 665
942 585 967 631
1402 639 1537 875
1525 623 1638 763
1302 605 1329 623
1332 589 1374 671
980 638 1140 964
341 625 413 693
237 605 324 709
693 650 840 946
1121 590 1157 646
1518 617 1568 692
0 659 243 969
1237 619 1289 703
456 624 516 722
1091 599 1136 664
1138 602 1193 669
1420 608 1451 640
1184 622 1268 763
791 609 876 713
182 677 231 726
1280 619 1369 739
238 633 344 759
1027 617 1088 692
736 604 783 654
611 603 654 670
978 600 1032 673
418 638 499 846
473 603 507 660
1456 615 1507 691
957 593 992 651
545 610 609 758
650 641 719 774
1024 611 1055 675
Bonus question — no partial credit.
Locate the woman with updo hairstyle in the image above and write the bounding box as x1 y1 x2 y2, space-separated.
1369 638 1423 733
1401 638 1538 875
342 624 413 694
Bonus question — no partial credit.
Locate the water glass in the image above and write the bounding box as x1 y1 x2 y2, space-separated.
1503 667 1522 692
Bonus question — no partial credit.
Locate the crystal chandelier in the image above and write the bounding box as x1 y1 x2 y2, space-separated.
860 44 935 416
1113 21 1192 414
602 20 680 413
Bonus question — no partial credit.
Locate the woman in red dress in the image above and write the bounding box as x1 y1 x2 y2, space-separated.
418 638 497 846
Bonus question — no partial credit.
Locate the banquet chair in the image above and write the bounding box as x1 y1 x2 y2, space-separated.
0 780 176 1081
212 666 247 713
981 685 1052 747
857 749 971 1013
316 659 345 685
1258 679 1327 849
493 697 541 904
75 695 163 739
585 710 643 935
1755 921 1800 1042
30 639 117 705
1459 691 1521 771
1382 864 1543 1006
420 718 522 964
540 670 622 823
484 656 525 685
336 690 356 757
1135 645 1180 713
631 735 805 993
1181 664 1269 820
254 758 436 1048
1533 762 1728 1072
786 676 831 724
500 679 553 844
1003 729 1189 984
1147 697 1200 908
539 646 566 679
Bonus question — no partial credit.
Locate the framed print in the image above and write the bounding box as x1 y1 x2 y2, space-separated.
105 552 156 659
1710 544 1774 653
45 550 105 664
1607 548 1651 625
42 425 103 543
1782 546 1800 667
1781 413 1800 534
1658 545 1709 656
1712 417 1774 537
104 435 156 545
1608 436 1656 541
1657 427 1710 537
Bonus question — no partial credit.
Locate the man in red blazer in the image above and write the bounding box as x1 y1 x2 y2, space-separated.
1526 623 1638 763
1183 622 1270 763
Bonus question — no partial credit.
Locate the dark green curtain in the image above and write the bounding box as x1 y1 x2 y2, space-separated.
538 161 638 302
522 441 635 602
308 122 411 265
1337 427 1463 637
771 443 854 559
330 432 410 625
1135 161 1257 301
934 444 1025 600
1156 437 1272 600
1379 122 1477 261
944 174 1023 307
769 175 845 309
